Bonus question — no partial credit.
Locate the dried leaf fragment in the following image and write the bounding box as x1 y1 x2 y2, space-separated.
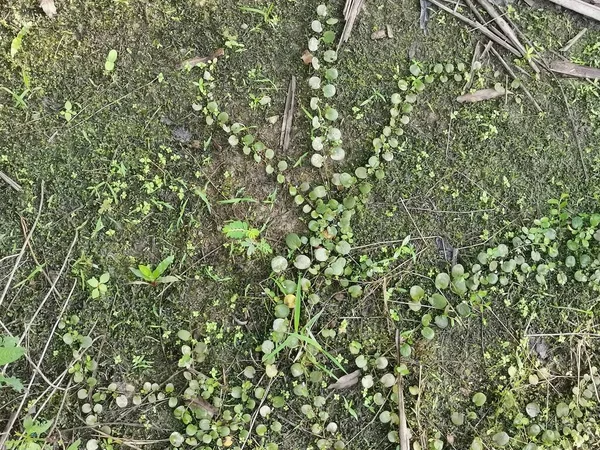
301 50 313 65
457 87 506 103
178 48 224 69
188 397 218 417
40 0 57 18
327 370 361 390
371 29 386 40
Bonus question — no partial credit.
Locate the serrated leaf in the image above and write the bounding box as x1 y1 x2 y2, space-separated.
0 337 26 365
0 375 24 392
223 220 249 239
11 23 32 58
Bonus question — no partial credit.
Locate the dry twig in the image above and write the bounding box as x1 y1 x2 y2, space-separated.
279 76 296 152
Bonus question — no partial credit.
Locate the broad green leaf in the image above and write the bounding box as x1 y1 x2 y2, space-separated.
99 272 110 284
87 277 99 288
472 392 487 406
421 326 434 340
435 273 450 289
156 275 180 284
409 285 425 301
153 255 174 278
138 264 155 281
66 439 81 450
429 293 447 310
129 267 144 279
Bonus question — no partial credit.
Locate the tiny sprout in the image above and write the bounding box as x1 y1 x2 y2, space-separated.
265 364 278 378
330 146 345 161
294 255 311 270
177 330 192 341
326 422 338 433
409 64 420 76
451 411 464 425
492 432 510 447
472 392 487 406
324 107 338 121
379 410 392 423
311 20 323 33
380 373 396 388
271 256 288 273
323 84 336 98
361 375 374 388
309 76 321 89
375 356 388 370
355 355 367 368
104 49 118 72
323 50 337 62
311 153 325 168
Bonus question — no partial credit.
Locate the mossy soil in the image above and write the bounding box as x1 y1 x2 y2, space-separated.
1 0 599 449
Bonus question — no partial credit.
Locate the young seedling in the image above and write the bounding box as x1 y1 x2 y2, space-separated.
87 272 110 298
104 49 118 72
129 256 180 286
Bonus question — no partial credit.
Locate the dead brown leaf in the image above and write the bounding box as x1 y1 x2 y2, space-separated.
178 48 224 69
371 29 386 40
550 60 600 79
188 397 218 417
40 0 57 18
456 87 506 103
301 50 313 65
327 370 361 390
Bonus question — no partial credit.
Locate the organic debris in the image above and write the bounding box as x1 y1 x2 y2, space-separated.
178 48 224 69
301 50 313 65
327 370 361 390
0 170 22 192
550 60 600 79
40 0 57 18
546 0 600 21
371 29 386 40
279 76 296 152
457 86 506 103
339 0 365 50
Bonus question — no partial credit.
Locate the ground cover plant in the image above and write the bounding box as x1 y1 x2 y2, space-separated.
1 0 599 449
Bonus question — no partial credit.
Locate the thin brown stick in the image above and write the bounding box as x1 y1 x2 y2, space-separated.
553 73 589 182
561 28 587 52
17 232 77 346
0 182 44 308
395 329 410 450
463 0 507 43
0 170 22 192
490 46 542 113
279 76 296 152
429 0 521 57
0 278 74 448
476 0 540 73
545 0 600 22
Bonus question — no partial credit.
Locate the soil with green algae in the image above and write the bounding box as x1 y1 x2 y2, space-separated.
1 0 600 450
